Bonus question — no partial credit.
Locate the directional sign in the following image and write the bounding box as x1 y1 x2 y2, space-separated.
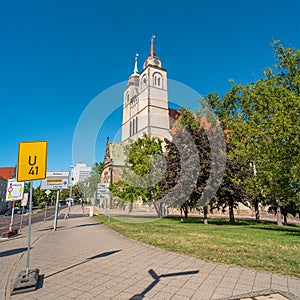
97 182 110 199
6 179 25 201
40 170 69 190
46 171 70 177
17 141 47 181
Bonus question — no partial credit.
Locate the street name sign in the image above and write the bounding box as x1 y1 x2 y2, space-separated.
17 141 47 182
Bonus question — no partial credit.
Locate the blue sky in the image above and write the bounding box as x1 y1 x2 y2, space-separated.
1 0 300 173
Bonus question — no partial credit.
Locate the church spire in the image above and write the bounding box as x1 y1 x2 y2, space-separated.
143 35 162 69
133 53 139 75
130 53 139 77
150 35 156 57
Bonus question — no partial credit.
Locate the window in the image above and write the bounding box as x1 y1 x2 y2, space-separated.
132 118 135 135
135 117 138 133
125 92 129 104
153 72 162 88
141 74 147 89
130 121 132 136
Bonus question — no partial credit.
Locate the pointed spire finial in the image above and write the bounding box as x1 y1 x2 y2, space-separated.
150 35 156 56
133 53 139 75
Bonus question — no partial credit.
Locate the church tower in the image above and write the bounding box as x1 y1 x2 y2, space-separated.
121 36 171 143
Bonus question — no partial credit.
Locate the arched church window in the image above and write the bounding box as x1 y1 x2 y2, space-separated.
126 93 129 104
141 74 147 89
153 72 162 88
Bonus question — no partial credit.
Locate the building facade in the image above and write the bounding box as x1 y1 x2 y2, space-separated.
0 167 15 213
102 38 174 185
121 37 171 143
72 162 91 185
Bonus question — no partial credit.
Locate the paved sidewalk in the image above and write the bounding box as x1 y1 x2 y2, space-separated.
1 205 299 300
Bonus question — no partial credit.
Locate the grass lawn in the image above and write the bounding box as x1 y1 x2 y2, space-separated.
94 215 300 278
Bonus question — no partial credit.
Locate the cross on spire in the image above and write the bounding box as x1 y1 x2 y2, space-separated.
150 35 156 56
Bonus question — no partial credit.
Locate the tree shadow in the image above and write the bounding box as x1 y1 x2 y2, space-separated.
44 250 121 279
168 216 253 226
0 247 29 257
253 226 300 236
129 268 199 299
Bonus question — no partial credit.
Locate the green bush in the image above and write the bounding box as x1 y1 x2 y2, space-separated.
38 201 46 209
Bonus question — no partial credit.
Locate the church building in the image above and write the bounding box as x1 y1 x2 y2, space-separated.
101 37 176 185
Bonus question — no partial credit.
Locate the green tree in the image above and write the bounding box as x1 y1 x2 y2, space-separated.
110 134 165 216
83 161 104 199
207 42 300 225
177 108 249 222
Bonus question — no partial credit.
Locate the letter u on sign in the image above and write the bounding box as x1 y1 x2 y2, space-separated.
17 141 48 182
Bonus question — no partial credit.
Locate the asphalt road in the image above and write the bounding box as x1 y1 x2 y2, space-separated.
0 206 65 233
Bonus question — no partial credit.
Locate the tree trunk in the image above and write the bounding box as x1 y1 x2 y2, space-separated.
283 212 287 225
153 201 161 217
159 203 163 218
203 205 208 225
229 202 235 223
254 200 260 223
276 198 283 226
181 205 188 218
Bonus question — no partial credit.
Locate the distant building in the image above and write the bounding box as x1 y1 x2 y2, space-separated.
0 167 15 213
72 163 91 185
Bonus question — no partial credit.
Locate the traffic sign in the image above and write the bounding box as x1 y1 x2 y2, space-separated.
40 170 69 190
21 193 29 206
97 182 110 199
17 141 47 181
5 179 25 201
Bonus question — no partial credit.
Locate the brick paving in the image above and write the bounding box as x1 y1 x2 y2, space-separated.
0 205 299 300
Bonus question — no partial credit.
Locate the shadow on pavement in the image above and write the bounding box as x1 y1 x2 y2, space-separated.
36 274 44 290
130 269 199 299
44 250 121 279
0 247 29 257
37 226 65 232
74 223 100 228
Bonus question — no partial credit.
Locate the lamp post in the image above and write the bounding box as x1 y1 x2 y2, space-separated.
69 165 74 201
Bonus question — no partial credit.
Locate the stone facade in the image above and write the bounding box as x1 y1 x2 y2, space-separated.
102 38 173 185
121 38 171 144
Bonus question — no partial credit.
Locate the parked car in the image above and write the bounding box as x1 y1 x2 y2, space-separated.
16 208 28 214
59 200 66 207
4 209 13 216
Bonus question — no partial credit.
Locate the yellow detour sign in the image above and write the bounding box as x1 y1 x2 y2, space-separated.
17 141 48 181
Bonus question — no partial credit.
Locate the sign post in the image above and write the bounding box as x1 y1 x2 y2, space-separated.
44 190 50 222
40 171 69 230
20 193 29 231
5 178 24 232
11 141 47 295
26 181 33 277
53 189 61 231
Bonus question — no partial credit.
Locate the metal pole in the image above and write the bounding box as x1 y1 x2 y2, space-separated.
44 202 47 222
9 201 15 231
69 180 72 199
19 205 24 232
53 189 60 231
25 180 33 277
